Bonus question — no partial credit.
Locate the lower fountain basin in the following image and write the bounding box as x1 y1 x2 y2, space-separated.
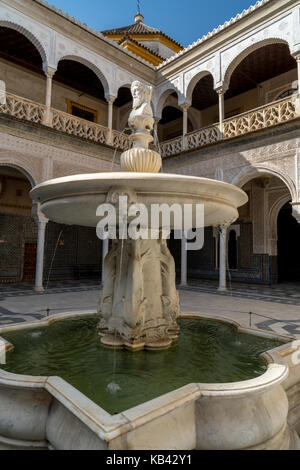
0 312 299 450
30 172 248 228
0 316 283 415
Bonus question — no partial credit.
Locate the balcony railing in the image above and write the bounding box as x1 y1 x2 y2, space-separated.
223 95 298 139
0 92 131 151
0 93 298 158
160 95 299 158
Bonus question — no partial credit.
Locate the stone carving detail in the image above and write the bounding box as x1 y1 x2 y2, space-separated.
186 124 220 150
161 136 183 158
0 93 45 123
98 237 180 350
223 97 297 139
0 91 132 151
52 109 108 144
112 130 132 151
128 81 154 135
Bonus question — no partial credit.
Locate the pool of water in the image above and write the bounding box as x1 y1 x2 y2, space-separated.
0 316 283 414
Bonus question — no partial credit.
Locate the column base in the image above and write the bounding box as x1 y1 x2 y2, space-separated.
34 286 45 293
218 286 227 292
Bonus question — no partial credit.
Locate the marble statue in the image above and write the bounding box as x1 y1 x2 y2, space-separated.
128 80 154 134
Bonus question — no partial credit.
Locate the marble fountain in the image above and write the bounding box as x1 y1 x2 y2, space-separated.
0 81 300 450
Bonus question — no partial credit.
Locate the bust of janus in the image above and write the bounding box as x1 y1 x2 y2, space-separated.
128 80 154 134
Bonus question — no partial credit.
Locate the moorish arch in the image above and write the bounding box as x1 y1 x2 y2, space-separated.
0 159 38 188
222 38 293 90
231 164 297 202
267 192 291 255
161 94 199 131
114 84 133 131
0 20 48 65
185 70 215 104
55 55 110 99
154 85 181 119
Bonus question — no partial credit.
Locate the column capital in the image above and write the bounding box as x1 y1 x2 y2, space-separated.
291 202 300 224
292 52 300 61
180 102 191 112
106 94 117 104
215 84 228 95
42 64 56 79
31 202 48 225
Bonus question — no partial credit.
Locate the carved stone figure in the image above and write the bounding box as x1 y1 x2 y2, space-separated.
98 235 180 351
128 80 154 134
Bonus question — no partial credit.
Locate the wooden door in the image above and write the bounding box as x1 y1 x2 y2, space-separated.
23 243 37 281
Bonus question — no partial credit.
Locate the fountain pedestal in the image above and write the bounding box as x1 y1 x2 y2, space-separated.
98 237 180 351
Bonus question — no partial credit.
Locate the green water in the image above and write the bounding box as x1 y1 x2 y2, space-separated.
1 317 283 415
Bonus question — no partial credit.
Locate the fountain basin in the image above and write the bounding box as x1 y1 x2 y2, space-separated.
0 312 299 450
30 172 248 228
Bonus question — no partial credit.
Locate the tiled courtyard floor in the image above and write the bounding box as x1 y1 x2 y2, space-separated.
0 279 300 338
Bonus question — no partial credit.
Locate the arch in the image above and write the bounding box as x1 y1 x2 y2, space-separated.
115 82 131 95
0 20 47 65
223 38 292 90
56 55 110 99
0 161 36 187
185 71 215 104
231 164 297 201
267 193 291 250
160 94 198 130
155 87 179 119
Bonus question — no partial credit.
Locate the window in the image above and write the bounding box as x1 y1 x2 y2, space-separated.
66 100 98 123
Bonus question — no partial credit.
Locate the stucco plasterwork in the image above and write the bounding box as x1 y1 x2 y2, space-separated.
220 11 294 88
184 63 216 103
153 76 185 117
0 131 114 185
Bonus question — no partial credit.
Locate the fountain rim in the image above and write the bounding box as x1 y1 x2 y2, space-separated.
30 172 248 207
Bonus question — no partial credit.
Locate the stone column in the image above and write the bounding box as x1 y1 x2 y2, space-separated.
181 104 190 150
42 65 56 126
153 116 161 147
180 232 187 286
107 96 116 145
296 56 300 95
34 215 48 292
217 89 225 134
218 225 228 291
101 238 109 283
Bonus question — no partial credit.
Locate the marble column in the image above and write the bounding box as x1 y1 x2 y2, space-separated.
35 216 48 292
296 56 300 95
180 232 187 286
218 225 228 292
42 65 56 126
107 96 116 145
101 238 109 283
153 116 161 148
217 89 225 134
181 104 190 150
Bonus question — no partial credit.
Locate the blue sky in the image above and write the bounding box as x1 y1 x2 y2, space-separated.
50 0 257 47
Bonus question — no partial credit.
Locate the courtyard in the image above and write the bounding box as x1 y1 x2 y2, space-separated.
1 280 300 339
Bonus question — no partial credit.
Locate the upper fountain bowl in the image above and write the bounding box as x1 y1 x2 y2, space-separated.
30 172 248 228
